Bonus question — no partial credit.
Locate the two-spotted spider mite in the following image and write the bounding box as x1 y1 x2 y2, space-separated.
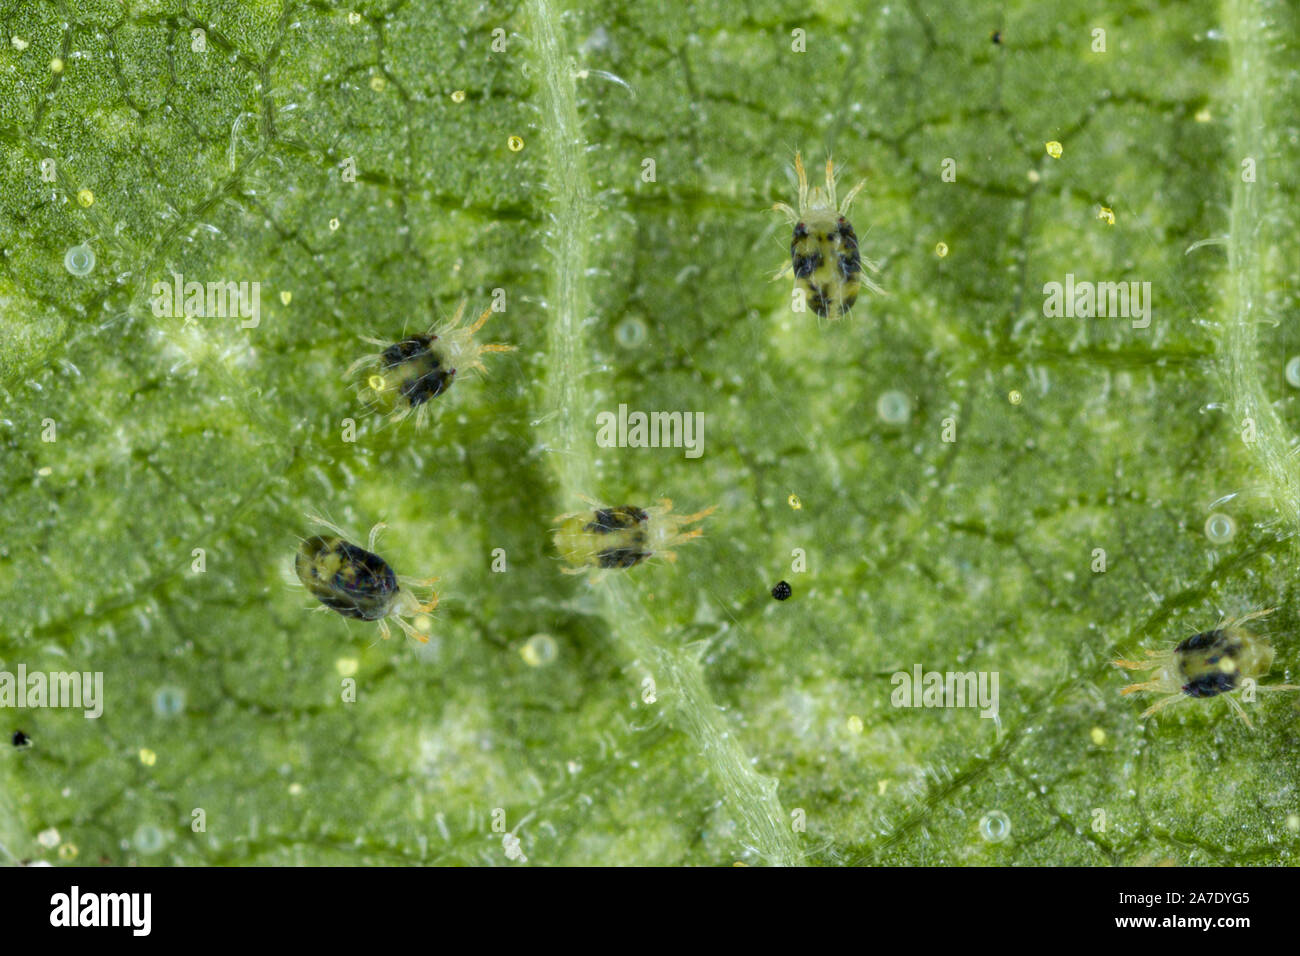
1113 608 1300 728
553 499 716 574
345 299 515 427
772 151 884 321
294 516 438 643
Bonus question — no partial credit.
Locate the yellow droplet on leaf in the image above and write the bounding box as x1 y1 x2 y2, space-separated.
1045 141 1063 159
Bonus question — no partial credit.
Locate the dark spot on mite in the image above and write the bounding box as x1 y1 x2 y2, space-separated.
771 581 792 601
807 283 830 317
401 365 455 407
382 335 436 367
585 506 648 535
792 249 822 279
596 546 650 569
12 730 30 747
1183 671 1238 698
836 218 862 278
793 222 809 239
1175 629 1225 652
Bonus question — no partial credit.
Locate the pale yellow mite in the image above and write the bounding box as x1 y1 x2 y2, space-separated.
1113 608 1300 729
772 151 884 321
553 498 715 574
345 299 515 427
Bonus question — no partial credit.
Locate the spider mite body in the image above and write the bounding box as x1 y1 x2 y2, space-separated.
346 299 514 427
296 534 399 621
772 151 884 321
1113 608 1299 728
553 499 715 573
294 517 438 643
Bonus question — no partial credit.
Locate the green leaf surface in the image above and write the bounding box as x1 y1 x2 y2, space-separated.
1 0 1298 865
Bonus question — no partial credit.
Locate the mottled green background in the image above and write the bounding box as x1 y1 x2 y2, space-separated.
1 0 1298 866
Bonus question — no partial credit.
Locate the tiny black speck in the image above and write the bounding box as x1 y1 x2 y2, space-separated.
12 730 30 747
771 581 793 601
991 30 1002 44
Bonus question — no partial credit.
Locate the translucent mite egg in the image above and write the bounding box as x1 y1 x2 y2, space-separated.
63 244 95 276
1203 512 1236 544
876 390 911 425
615 316 648 349
521 633 558 667
979 811 1012 843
